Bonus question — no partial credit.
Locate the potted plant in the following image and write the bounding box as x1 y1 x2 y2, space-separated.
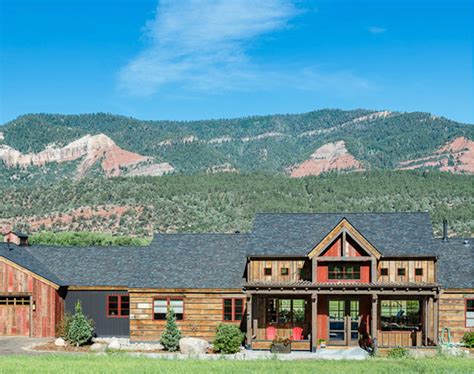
318 339 327 348
270 337 292 353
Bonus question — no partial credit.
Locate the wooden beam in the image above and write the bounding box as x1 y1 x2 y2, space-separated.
342 231 347 257
371 258 377 283
311 293 318 352
433 296 439 345
371 294 378 341
423 297 429 346
245 289 438 296
316 256 372 262
246 294 253 349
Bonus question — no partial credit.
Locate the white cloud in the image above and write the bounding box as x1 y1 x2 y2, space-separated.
119 0 372 96
368 26 386 34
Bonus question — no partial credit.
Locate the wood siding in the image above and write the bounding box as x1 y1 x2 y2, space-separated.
439 291 474 343
377 260 436 283
0 260 63 337
129 290 245 342
248 260 309 282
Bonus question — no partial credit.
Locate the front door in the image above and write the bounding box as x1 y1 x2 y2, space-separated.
328 299 360 345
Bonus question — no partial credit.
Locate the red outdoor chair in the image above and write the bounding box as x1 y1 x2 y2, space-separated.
266 326 277 340
291 327 303 340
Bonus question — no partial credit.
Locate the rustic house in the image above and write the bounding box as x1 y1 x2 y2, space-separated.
0 212 472 351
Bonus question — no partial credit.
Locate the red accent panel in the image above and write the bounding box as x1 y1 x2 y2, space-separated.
321 238 341 257
360 264 370 282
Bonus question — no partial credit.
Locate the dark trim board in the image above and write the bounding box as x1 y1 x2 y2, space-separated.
65 290 130 337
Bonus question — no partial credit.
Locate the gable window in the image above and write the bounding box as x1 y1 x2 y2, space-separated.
223 298 245 322
107 295 129 318
415 268 423 276
0 296 30 305
264 267 272 276
281 267 289 276
153 298 184 320
467 300 474 327
397 268 406 276
328 264 360 280
380 268 388 276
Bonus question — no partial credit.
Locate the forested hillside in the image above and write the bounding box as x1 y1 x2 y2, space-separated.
1 109 473 184
1 171 472 238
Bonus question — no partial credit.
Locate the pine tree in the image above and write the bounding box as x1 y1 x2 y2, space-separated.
160 308 182 351
67 301 94 346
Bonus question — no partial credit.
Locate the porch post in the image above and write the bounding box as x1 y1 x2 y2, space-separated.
311 292 318 352
433 296 439 345
246 293 252 349
423 297 429 346
371 294 378 342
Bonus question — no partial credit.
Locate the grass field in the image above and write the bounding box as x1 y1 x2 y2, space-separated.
0 355 473 373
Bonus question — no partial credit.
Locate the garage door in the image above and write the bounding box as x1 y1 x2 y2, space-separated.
0 296 31 336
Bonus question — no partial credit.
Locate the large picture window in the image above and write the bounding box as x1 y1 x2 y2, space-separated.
466 299 474 327
266 298 306 324
223 298 245 322
328 264 361 280
153 298 184 320
380 300 421 331
107 295 129 318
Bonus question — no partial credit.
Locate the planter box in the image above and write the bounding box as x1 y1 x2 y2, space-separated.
271 343 291 354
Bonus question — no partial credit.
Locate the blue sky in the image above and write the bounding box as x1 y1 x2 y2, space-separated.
1 0 472 124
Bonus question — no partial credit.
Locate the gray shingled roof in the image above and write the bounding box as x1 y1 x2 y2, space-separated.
435 238 474 289
248 212 437 256
0 233 249 289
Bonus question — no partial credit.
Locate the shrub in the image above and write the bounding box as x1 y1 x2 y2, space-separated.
160 309 182 352
213 324 244 354
55 312 72 338
461 332 474 348
66 301 94 346
387 346 409 358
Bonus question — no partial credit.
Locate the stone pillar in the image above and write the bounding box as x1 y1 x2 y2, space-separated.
311 293 318 352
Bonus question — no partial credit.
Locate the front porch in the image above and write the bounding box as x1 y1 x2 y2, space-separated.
244 282 440 351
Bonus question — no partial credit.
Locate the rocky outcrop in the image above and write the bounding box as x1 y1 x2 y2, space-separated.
0 134 174 178
398 137 474 174
290 141 364 177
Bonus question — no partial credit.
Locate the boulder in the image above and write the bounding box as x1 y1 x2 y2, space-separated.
108 339 121 350
54 337 66 347
179 337 209 355
90 343 107 352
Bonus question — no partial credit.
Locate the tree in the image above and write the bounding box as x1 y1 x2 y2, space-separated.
67 301 94 346
160 309 182 351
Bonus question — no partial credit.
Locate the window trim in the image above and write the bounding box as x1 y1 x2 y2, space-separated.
380 268 388 276
264 267 272 276
327 263 361 281
466 299 474 328
281 267 289 276
222 298 245 322
415 268 423 276
397 268 406 276
106 294 130 319
152 297 185 321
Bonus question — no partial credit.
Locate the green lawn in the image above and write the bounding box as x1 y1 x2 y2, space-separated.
0 355 472 373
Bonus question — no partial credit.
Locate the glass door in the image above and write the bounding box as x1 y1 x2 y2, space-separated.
328 299 360 345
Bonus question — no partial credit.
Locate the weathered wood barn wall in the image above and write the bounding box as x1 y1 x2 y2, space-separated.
439 290 474 342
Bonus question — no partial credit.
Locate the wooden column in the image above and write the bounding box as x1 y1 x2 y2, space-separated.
312 258 318 283
423 297 429 346
433 296 439 345
246 293 253 349
371 294 378 341
311 293 318 352
371 258 377 283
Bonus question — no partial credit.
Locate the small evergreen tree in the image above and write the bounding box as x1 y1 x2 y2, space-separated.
67 301 94 346
160 308 182 351
213 324 244 354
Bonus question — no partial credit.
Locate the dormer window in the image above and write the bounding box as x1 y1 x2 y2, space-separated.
397 268 406 276
415 268 423 276
264 267 272 276
381 268 388 276
328 264 360 280
281 267 289 276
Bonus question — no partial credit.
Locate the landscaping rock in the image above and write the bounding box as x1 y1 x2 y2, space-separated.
440 346 468 357
179 337 209 355
54 338 66 347
108 339 121 350
90 343 107 352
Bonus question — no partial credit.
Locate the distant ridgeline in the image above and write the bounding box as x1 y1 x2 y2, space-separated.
0 109 473 184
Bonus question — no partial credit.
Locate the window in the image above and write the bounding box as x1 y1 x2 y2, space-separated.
107 295 129 317
281 267 289 276
380 268 388 276
467 300 474 327
328 264 361 280
153 298 184 320
397 268 406 276
0 296 30 305
380 300 421 331
264 267 272 276
223 298 245 322
266 298 307 324
415 268 423 276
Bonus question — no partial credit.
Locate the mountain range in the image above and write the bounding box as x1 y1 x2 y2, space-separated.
1 109 473 185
